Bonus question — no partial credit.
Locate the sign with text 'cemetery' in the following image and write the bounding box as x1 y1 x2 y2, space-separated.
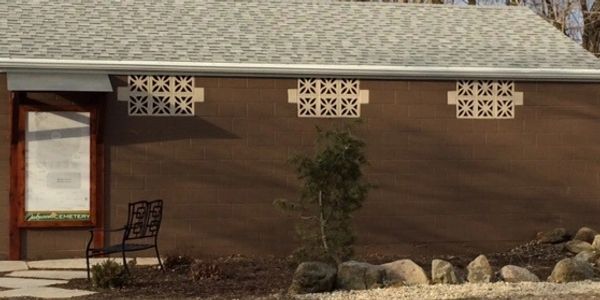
25 111 91 222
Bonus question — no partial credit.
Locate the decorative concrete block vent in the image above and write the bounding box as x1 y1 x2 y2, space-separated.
117 75 205 116
447 80 523 119
288 78 369 118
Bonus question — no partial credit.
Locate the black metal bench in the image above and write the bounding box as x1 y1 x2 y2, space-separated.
85 199 165 280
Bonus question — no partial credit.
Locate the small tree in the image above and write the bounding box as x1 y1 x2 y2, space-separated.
275 124 371 264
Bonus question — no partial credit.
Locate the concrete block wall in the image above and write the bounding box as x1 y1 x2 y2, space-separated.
355 80 600 255
105 77 600 258
105 77 301 257
1 75 600 259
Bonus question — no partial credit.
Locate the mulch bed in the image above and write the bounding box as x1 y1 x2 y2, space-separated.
62 255 296 299
60 240 568 299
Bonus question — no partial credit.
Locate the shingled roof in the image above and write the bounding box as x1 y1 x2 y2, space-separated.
1 0 600 80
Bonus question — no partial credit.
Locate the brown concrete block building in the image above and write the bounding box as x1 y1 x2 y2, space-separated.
1 1 600 260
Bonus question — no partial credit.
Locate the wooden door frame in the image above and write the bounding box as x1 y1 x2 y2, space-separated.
8 92 105 259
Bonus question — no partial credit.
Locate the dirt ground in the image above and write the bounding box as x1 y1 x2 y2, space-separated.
60 240 570 299
63 255 295 299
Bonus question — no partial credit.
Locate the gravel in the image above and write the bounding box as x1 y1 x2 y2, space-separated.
298 281 600 300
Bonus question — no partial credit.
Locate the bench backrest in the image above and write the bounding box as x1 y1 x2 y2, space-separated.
124 199 163 240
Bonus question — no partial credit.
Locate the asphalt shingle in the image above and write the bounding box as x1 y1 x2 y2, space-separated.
0 0 598 70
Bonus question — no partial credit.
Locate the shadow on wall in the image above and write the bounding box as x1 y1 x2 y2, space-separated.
354 82 600 257
102 87 299 256
102 80 600 258
106 107 237 144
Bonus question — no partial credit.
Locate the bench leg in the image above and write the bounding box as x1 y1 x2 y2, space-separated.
86 252 91 281
122 250 130 275
154 244 164 272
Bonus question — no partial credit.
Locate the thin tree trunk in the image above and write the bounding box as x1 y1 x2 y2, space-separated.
319 191 340 264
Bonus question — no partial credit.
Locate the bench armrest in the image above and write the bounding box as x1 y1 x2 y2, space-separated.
86 227 127 252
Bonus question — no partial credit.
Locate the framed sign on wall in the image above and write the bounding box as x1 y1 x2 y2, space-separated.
15 104 100 228
8 92 106 260
24 111 92 222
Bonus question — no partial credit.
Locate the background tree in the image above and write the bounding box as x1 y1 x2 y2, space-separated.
582 2 600 55
274 125 371 264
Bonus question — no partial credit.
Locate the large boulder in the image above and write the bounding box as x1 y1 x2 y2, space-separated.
467 255 493 283
548 258 595 283
536 228 569 244
591 235 600 251
380 259 429 286
499 265 540 283
574 227 597 244
575 250 600 263
431 259 459 284
288 262 337 294
336 261 385 290
566 240 594 254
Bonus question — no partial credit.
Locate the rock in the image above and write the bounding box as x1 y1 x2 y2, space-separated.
536 228 569 244
592 235 600 251
380 259 429 286
566 240 594 254
548 258 595 283
499 265 540 283
431 259 459 284
288 262 337 294
336 261 385 290
574 227 597 244
595 257 600 267
575 250 600 263
467 255 493 283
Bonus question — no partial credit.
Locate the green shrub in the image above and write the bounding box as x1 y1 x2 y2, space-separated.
274 123 371 264
90 259 130 289
190 259 223 281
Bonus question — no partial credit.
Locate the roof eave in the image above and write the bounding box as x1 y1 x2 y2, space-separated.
2 58 600 81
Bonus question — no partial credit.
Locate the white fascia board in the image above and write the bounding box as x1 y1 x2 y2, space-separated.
2 58 600 81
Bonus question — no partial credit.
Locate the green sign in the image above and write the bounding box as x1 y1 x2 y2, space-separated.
25 211 90 222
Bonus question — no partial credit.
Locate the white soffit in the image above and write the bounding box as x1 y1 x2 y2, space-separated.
7 72 113 92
